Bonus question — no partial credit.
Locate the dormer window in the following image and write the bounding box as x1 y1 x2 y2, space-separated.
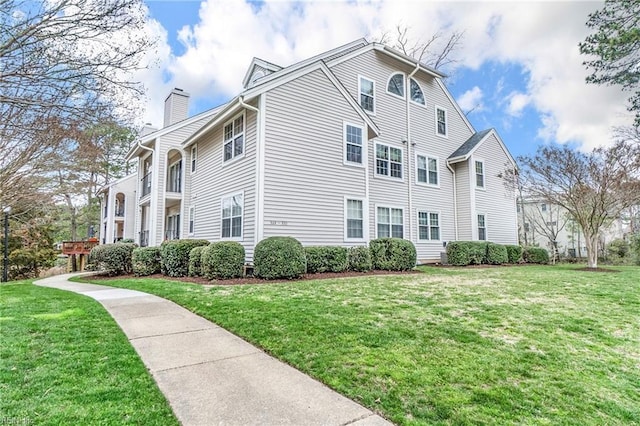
387 73 404 97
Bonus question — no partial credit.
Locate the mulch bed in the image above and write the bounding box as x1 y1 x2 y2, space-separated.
89 269 423 286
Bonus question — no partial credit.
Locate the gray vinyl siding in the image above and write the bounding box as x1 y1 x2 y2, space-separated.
263 68 367 246
454 161 473 240
188 109 257 260
330 49 474 260
472 135 518 244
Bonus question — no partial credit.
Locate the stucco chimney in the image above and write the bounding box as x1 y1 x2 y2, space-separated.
164 88 190 127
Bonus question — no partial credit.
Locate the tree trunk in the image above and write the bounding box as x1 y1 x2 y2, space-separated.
584 232 599 268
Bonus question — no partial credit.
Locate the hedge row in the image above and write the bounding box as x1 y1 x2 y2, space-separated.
446 241 546 266
90 237 418 280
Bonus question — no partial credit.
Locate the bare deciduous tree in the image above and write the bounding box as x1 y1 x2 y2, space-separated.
0 0 154 208
511 142 640 268
374 25 464 71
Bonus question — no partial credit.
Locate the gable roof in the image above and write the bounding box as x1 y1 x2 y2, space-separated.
125 104 226 160
183 61 381 148
241 57 283 88
448 128 516 168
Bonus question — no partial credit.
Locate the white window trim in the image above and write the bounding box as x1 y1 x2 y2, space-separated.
415 152 440 188
222 112 246 166
409 78 427 107
386 72 405 100
167 159 182 193
476 212 488 241
374 142 405 182
190 145 197 173
474 158 486 190
188 206 195 236
220 190 244 241
358 75 376 115
343 121 365 168
435 106 448 138
375 204 405 239
344 196 367 242
417 210 442 241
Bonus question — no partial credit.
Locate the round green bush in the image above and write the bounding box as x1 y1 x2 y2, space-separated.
160 239 210 277
446 241 470 266
305 246 348 273
523 247 550 264
89 243 137 276
505 245 523 264
486 242 508 265
347 246 371 272
188 246 206 277
202 241 245 279
369 238 416 271
253 236 306 280
132 247 161 276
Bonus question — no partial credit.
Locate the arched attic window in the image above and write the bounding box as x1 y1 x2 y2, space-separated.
387 73 404 97
410 79 425 105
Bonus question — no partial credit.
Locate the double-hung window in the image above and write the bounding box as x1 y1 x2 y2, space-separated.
223 114 244 162
359 76 375 114
345 199 364 239
475 160 485 188
221 193 243 239
376 144 402 179
417 155 438 185
418 212 440 240
477 214 487 241
436 107 447 136
377 207 403 238
344 124 363 165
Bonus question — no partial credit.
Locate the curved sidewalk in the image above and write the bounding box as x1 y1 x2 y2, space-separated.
35 273 392 426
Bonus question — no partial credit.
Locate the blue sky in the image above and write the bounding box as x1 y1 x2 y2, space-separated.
139 0 631 159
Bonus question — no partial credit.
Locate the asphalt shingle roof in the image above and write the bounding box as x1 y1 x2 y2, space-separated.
448 128 493 160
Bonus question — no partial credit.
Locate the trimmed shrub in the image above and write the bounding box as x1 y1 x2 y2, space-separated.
468 242 488 265
523 247 550 264
369 238 417 271
446 241 470 266
253 236 306 280
347 246 372 272
89 243 136 276
486 242 508 265
202 241 245 279
160 239 210 277
132 247 161 276
188 246 206 277
305 246 348 273
506 245 523 264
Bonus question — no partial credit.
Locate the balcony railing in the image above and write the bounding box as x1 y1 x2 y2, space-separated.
140 230 150 247
141 172 152 197
164 230 180 240
115 207 125 217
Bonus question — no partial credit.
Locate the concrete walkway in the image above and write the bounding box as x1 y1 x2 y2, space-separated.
35 273 392 426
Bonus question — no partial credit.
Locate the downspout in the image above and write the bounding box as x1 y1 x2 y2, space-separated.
446 161 459 240
406 63 419 243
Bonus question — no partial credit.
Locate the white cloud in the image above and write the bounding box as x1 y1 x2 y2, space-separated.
136 0 632 151
457 86 484 114
506 91 531 117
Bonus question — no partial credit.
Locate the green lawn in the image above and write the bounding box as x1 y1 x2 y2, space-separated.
80 265 640 425
0 281 178 426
